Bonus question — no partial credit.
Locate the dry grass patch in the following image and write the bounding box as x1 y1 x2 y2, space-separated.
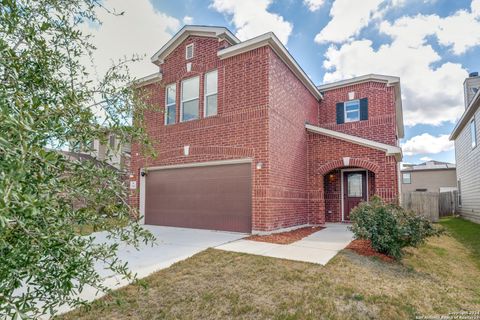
59 232 480 320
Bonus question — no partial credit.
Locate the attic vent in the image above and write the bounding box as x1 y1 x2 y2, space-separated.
185 43 194 60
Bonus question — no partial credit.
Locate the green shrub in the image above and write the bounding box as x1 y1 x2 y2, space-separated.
349 196 441 259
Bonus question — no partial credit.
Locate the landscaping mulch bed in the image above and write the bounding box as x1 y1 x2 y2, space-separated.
346 239 394 262
246 226 324 244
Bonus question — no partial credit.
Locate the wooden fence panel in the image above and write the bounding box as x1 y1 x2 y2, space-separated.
439 191 456 217
402 191 457 222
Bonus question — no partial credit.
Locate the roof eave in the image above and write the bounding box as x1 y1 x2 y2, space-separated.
131 72 162 88
450 89 480 140
217 32 323 101
305 123 403 161
317 74 400 91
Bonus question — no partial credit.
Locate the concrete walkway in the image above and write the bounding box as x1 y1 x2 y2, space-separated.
215 223 353 265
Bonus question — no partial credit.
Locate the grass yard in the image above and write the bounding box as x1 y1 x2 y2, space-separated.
60 218 480 320
439 217 480 268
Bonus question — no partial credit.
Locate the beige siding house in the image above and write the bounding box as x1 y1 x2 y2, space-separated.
450 72 480 224
401 161 457 193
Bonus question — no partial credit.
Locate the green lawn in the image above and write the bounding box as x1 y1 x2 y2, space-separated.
439 217 480 267
60 218 480 320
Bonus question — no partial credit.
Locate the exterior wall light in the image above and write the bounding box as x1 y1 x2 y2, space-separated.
328 173 336 183
256 162 263 170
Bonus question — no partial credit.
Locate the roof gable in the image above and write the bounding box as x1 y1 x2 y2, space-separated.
317 74 404 139
151 25 239 65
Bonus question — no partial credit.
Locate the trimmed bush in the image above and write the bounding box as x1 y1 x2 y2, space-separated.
349 196 440 259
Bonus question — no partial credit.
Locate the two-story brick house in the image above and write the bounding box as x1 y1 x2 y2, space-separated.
129 26 403 233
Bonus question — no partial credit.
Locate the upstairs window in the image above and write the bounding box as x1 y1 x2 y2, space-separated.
402 172 411 184
185 43 194 60
204 70 218 117
344 100 360 122
336 98 368 124
181 76 199 122
471 118 477 149
165 83 176 125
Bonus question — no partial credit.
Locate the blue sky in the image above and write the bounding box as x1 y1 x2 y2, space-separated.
87 0 480 164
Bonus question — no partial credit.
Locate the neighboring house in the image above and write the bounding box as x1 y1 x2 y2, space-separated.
69 132 131 172
450 72 480 224
401 161 457 193
129 25 404 233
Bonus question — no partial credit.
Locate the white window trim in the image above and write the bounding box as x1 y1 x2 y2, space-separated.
165 83 176 125
180 76 200 122
471 117 477 149
402 172 411 184
344 99 360 123
204 69 218 117
185 43 194 60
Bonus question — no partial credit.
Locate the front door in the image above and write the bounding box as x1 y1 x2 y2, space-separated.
343 171 367 221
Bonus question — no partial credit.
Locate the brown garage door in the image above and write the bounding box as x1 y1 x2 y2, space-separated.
145 163 252 233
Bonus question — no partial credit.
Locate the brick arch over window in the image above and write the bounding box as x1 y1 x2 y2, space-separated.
317 158 380 175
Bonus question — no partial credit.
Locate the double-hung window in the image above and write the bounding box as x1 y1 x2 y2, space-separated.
181 76 199 121
204 70 218 117
165 83 176 125
344 100 360 122
471 118 477 149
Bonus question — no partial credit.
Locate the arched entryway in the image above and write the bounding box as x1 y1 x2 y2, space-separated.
319 158 379 222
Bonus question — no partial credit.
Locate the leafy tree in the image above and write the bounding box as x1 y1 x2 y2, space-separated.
0 0 155 318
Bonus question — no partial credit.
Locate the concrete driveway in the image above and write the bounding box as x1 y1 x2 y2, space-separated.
57 226 245 315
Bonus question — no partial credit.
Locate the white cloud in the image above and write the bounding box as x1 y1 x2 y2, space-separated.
419 156 433 161
82 0 180 80
183 15 194 24
314 0 384 43
323 39 467 126
401 133 454 156
380 1 480 55
304 0 326 12
320 1 480 127
211 0 293 44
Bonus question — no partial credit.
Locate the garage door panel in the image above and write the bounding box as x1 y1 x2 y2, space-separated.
145 163 252 233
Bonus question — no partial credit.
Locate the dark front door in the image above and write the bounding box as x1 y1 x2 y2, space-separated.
343 171 367 221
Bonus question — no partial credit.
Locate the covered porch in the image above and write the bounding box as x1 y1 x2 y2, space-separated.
323 167 375 222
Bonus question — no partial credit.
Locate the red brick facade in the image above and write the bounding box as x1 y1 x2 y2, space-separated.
130 32 401 232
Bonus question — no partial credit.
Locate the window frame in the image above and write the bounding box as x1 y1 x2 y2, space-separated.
164 83 176 125
180 76 200 122
402 172 411 184
204 69 218 117
344 100 360 123
185 43 194 60
471 117 477 149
